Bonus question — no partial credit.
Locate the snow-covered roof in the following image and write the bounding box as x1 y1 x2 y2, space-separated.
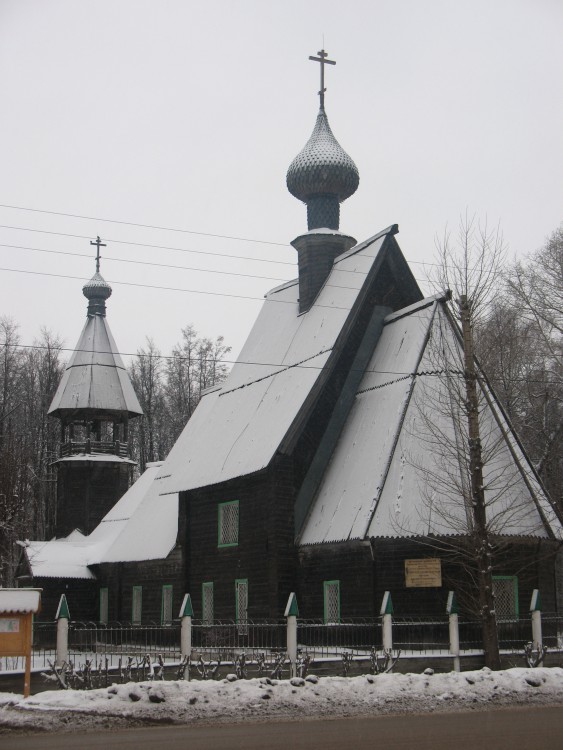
54 454 136 465
49 314 142 418
24 463 178 579
159 227 415 494
0 588 42 614
299 300 563 544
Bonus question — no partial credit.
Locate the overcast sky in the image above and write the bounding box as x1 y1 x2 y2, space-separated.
1 0 561 364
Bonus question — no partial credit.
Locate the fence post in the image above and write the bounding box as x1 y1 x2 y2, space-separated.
55 594 70 666
380 591 393 651
447 591 460 672
530 589 543 663
285 593 299 678
179 594 193 659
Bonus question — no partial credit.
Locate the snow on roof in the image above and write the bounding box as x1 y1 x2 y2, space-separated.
48 314 142 417
24 539 96 579
158 231 390 494
299 301 562 545
0 588 42 613
54 454 136 464
25 464 178 578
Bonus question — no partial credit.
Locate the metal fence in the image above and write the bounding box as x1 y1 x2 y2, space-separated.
298 618 382 658
26 613 563 673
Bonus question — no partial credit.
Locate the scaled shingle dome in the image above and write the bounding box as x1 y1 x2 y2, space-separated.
82 272 112 301
286 108 359 203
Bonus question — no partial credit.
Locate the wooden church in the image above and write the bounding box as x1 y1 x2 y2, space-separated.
20 52 563 629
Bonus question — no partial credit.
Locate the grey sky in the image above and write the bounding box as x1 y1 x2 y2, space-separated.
1 0 561 362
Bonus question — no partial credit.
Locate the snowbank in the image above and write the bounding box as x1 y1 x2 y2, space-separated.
1 667 563 733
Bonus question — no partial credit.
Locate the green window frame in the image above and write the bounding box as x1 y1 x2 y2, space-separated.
218 500 239 547
132 585 143 625
323 580 341 624
235 578 248 635
202 581 214 624
99 587 109 624
493 575 519 620
161 584 173 625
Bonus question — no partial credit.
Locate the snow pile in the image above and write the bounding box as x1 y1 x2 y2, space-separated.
1 667 563 733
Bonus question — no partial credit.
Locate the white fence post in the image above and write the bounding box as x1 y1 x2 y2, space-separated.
447 591 460 672
285 593 299 678
179 594 193 659
380 591 393 651
55 594 70 666
530 589 543 664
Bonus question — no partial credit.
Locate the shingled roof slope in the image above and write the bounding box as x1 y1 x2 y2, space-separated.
158 226 421 494
49 314 142 418
298 300 563 544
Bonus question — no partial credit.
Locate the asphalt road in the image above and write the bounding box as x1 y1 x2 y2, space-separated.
3 705 563 750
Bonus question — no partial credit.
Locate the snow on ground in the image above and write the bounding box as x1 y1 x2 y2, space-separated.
1 667 563 734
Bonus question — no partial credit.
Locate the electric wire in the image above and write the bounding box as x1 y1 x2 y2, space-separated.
0 203 289 247
3 341 560 384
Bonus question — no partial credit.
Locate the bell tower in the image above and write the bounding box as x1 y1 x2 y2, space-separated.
48 238 143 537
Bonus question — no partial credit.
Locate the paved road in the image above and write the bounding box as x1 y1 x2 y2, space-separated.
3 705 563 749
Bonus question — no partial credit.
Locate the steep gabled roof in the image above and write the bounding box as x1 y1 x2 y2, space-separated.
158 225 422 494
49 314 142 419
298 300 563 544
24 463 178 579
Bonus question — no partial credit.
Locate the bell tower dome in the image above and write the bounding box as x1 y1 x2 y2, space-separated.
48 238 143 537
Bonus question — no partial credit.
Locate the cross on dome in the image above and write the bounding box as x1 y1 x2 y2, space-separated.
308 49 336 111
90 235 106 273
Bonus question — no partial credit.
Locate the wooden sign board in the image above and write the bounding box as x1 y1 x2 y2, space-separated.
0 589 42 698
0 614 30 656
405 558 442 588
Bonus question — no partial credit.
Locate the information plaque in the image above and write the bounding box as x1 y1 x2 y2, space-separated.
405 558 442 588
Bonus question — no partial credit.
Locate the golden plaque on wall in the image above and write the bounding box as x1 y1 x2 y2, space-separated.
405 558 442 587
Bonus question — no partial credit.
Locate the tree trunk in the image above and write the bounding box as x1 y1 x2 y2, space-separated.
459 295 501 669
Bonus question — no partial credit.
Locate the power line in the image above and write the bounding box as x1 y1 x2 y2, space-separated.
0 203 289 247
0 213 440 268
0 224 296 267
0 243 291 284
4 342 561 384
0 264 430 302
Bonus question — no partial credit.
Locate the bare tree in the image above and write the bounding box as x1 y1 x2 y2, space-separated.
128 327 231 473
0 320 63 584
129 338 169 472
416 214 513 668
503 227 563 505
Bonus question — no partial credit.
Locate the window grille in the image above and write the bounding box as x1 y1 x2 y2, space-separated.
324 580 341 624
99 587 108 624
493 576 519 620
202 582 214 624
132 586 142 624
218 500 239 546
236 579 248 635
161 585 173 625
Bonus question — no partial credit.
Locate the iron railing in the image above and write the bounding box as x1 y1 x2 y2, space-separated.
27 614 563 673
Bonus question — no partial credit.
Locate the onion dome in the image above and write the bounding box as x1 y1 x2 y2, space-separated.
287 108 359 231
82 272 112 316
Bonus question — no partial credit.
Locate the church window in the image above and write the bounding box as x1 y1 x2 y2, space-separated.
99 587 109 624
132 586 143 624
202 582 214 624
493 576 519 620
218 500 239 547
161 585 173 625
235 579 248 635
323 580 341 624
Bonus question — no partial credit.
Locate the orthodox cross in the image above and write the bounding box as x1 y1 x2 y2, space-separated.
90 236 106 273
309 49 336 110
